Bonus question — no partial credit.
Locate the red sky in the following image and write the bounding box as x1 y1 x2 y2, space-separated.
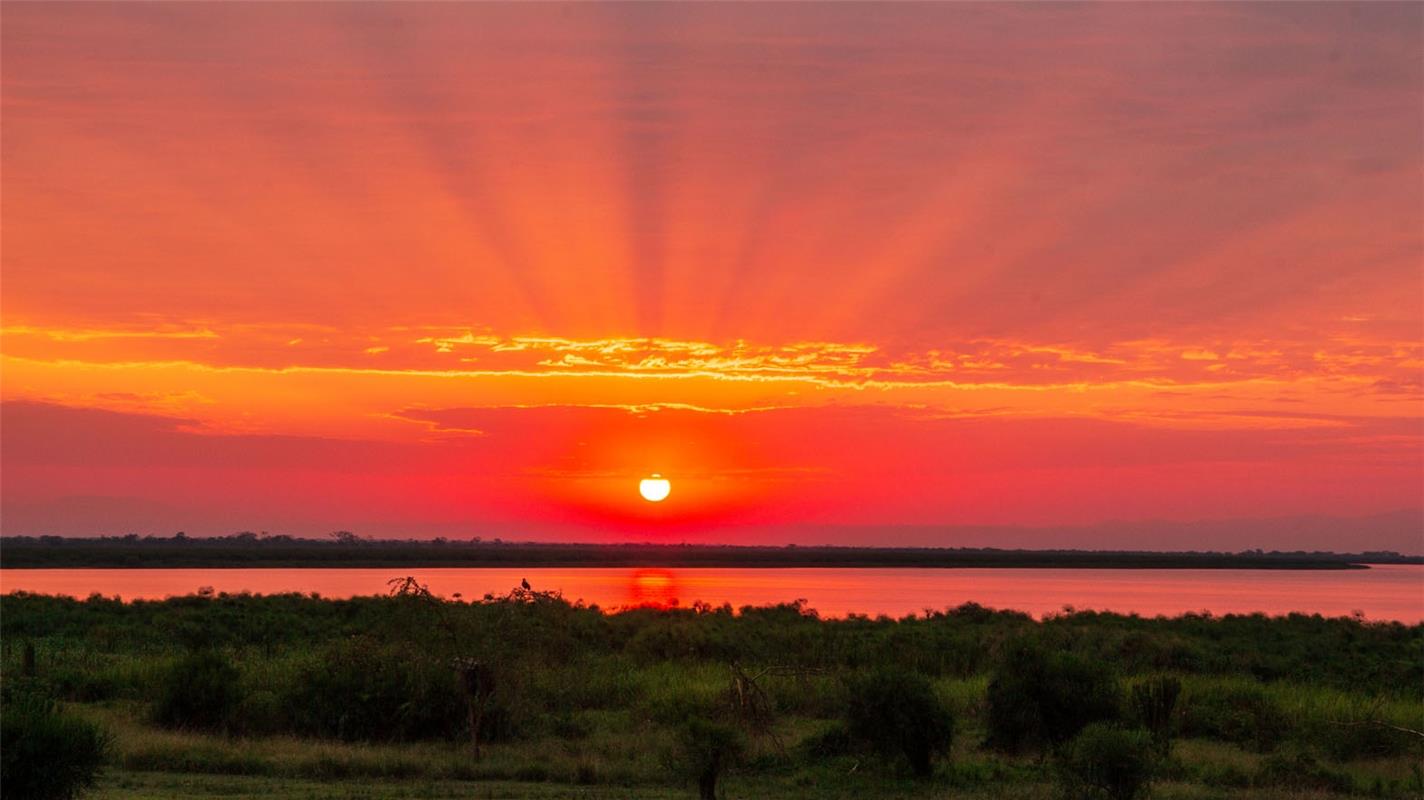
2 3 1421 550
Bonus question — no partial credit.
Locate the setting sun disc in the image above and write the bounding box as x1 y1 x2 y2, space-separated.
639 474 671 502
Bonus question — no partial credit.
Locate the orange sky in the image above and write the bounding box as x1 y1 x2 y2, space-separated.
3 3 1421 549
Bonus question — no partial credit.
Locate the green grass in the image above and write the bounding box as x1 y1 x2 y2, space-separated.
6 590 1422 799
93 771 681 800
91 771 1423 800
62 695 1424 799
1180 675 1424 732
75 703 669 786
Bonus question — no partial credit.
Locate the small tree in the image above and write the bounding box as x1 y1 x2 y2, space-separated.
673 717 746 800
985 639 1120 754
845 667 955 777
453 658 497 759
1057 723 1157 800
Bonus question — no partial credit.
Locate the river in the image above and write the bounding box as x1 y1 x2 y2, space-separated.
2 564 1421 621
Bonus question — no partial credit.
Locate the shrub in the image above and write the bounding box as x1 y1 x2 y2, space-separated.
543 710 591 740
1 690 109 800
1255 750 1353 793
1178 682 1287 753
1057 723 1156 800
152 649 241 732
1307 715 1419 761
49 665 122 703
798 723 855 759
670 717 746 800
284 636 469 742
986 640 1120 754
230 689 286 736
1197 762 1251 789
513 763 550 782
1129 676 1180 755
845 667 955 777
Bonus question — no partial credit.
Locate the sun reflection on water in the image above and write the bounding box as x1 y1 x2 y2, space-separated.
626 568 680 608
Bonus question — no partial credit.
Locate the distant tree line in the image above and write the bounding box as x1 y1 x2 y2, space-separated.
2 534 1417 569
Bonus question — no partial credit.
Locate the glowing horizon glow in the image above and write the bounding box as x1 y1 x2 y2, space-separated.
0 3 1420 549
639 475 672 504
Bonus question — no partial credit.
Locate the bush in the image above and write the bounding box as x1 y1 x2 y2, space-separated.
1307 715 1419 761
1057 723 1156 800
1255 750 1353 793
670 717 746 800
152 649 241 732
1178 682 1287 753
284 636 469 742
542 710 591 740
1129 676 1180 755
1 690 109 800
49 665 122 704
986 640 1121 754
230 689 286 736
798 723 855 759
1197 762 1251 789
845 667 955 777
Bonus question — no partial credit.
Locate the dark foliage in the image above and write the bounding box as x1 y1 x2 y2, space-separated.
7 534 1402 569
985 640 1121 754
1129 675 1181 755
798 723 856 759
1056 723 1157 800
1255 750 1354 793
283 636 470 742
1 687 109 800
152 649 241 732
3 592 1419 695
845 667 955 776
671 718 746 800
1314 718 1419 761
1178 682 1288 753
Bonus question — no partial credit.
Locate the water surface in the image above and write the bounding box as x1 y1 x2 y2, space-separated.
3 565 1420 621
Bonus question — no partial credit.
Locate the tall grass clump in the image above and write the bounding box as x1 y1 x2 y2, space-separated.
1129 675 1180 755
985 640 1120 754
845 667 955 777
1 686 109 800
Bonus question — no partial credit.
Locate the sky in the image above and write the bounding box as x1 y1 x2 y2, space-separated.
2 2 1421 550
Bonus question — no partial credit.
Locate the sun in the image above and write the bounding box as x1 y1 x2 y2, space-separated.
638 473 671 502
